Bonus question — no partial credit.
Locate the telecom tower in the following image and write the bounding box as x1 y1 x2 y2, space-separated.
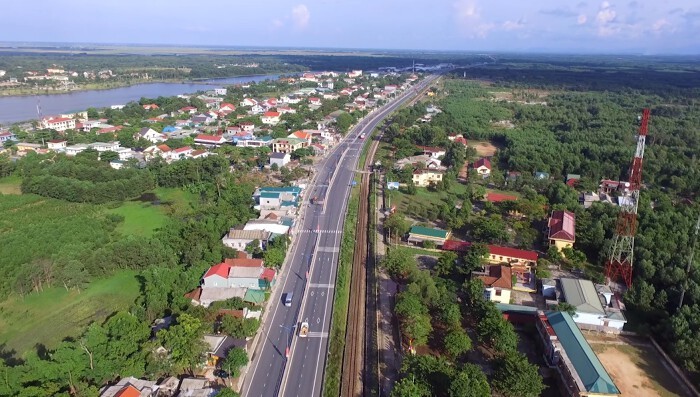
605 108 650 288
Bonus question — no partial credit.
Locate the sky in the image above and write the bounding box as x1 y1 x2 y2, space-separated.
2 0 699 54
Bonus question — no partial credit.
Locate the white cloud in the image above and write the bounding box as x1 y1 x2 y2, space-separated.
453 0 495 38
271 19 284 29
652 18 671 33
578 14 588 25
502 18 526 31
292 4 310 30
596 1 619 36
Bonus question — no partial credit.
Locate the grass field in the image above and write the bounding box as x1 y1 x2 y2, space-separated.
155 187 198 214
108 201 168 237
0 175 21 195
0 270 140 356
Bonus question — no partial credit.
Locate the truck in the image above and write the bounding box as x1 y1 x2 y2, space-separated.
359 133 366 139
299 321 309 338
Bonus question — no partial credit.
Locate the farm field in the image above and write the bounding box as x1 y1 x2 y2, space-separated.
0 175 21 195
0 270 140 356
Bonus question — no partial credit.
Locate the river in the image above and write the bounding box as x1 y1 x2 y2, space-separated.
0 74 280 125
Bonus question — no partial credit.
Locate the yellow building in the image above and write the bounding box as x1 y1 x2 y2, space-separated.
271 138 306 154
548 210 575 251
411 169 444 187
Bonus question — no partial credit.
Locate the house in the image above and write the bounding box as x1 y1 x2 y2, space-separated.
143 144 171 160
310 143 327 156
239 98 258 107
240 122 255 132
90 142 121 152
204 334 246 367
192 114 213 125
219 102 236 112
135 127 166 144
270 152 291 167
288 130 312 145
558 278 627 331
476 265 512 304
566 173 581 187
537 311 621 397
418 145 446 159
261 111 281 125
244 220 290 236
214 88 227 96
253 186 302 203
99 377 157 397
548 210 576 251
47 139 67 150
171 146 193 160
65 144 89 156
535 171 550 180
407 226 450 247
109 160 126 170
16 142 43 152
271 138 306 153
201 257 276 290
239 135 273 148
194 134 227 147
40 116 76 132
97 126 123 135
394 155 445 171
308 97 322 106
472 157 491 177
222 229 271 251
179 106 198 114
142 103 159 110
0 131 17 143
412 169 444 187
190 149 209 159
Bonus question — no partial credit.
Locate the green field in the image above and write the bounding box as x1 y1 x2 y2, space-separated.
155 187 198 214
0 175 21 195
0 270 140 356
108 201 168 237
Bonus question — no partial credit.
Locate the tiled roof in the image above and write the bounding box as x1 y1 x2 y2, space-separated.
203 263 230 278
546 311 620 394
261 268 276 282
473 157 491 170
559 278 605 315
549 210 576 241
478 265 512 289
486 192 518 202
488 245 538 262
114 385 141 397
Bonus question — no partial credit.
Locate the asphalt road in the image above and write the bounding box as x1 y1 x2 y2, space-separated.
243 75 439 397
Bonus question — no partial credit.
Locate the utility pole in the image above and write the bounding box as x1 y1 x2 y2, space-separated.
678 213 700 309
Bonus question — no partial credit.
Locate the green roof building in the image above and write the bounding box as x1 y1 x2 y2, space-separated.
537 311 620 396
243 289 266 306
407 226 450 247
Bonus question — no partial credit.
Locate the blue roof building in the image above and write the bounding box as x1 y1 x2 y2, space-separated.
162 126 178 133
537 311 620 396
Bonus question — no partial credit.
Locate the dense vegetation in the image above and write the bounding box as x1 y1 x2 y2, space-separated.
386 58 700 385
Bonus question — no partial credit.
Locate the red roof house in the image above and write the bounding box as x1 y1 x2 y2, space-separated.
548 210 576 245
114 385 141 397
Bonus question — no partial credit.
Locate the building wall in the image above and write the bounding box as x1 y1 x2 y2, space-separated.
229 277 262 290
484 287 511 304
551 239 574 251
203 275 228 288
222 238 253 251
270 157 289 167
412 172 443 187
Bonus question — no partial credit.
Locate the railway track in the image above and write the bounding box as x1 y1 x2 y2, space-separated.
340 137 379 397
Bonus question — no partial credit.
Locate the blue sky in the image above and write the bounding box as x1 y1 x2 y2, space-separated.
2 0 699 54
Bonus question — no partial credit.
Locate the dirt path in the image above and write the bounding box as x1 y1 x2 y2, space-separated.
595 346 664 397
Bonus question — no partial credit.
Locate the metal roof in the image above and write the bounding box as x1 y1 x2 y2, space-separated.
546 311 620 395
409 225 448 239
560 278 605 315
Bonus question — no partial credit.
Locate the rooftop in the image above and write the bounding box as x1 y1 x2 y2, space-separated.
409 225 449 239
559 278 605 315
546 311 620 395
549 210 576 241
478 265 512 289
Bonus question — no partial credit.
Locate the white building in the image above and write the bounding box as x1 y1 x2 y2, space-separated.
41 117 76 132
559 278 627 331
269 152 291 167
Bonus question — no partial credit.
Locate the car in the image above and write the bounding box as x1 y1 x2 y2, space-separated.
284 292 293 307
214 369 229 378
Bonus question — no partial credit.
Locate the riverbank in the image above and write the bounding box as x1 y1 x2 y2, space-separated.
0 72 291 98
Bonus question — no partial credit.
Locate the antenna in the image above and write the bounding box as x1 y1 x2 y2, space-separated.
605 108 650 289
678 213 700 308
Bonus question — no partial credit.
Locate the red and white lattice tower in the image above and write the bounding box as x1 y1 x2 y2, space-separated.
605 108 650 288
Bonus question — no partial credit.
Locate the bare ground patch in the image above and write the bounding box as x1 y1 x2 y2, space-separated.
587 336 689 397
470 140 499 157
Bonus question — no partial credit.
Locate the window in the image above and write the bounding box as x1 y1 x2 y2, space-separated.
483 290 491 300
495 289 502 296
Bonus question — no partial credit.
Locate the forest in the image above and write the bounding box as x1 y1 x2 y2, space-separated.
384 58 700 392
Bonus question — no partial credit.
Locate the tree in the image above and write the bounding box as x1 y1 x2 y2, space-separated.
460 243 489 275
217 389 241 397
270 163 279 172
221 347 248 378
384 212 410 242
552 302 577 316
449 364 490 397
422 240 436 249
391 378 431 397
158 313 208 373
492 351 545 397
336 112 354 133
382 248 418 280
443 327 472 358
476 304 518 353
395 291 432 346
434 251 458 278
99 150 119 163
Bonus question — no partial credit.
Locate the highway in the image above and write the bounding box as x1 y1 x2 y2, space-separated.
242 74 439 397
